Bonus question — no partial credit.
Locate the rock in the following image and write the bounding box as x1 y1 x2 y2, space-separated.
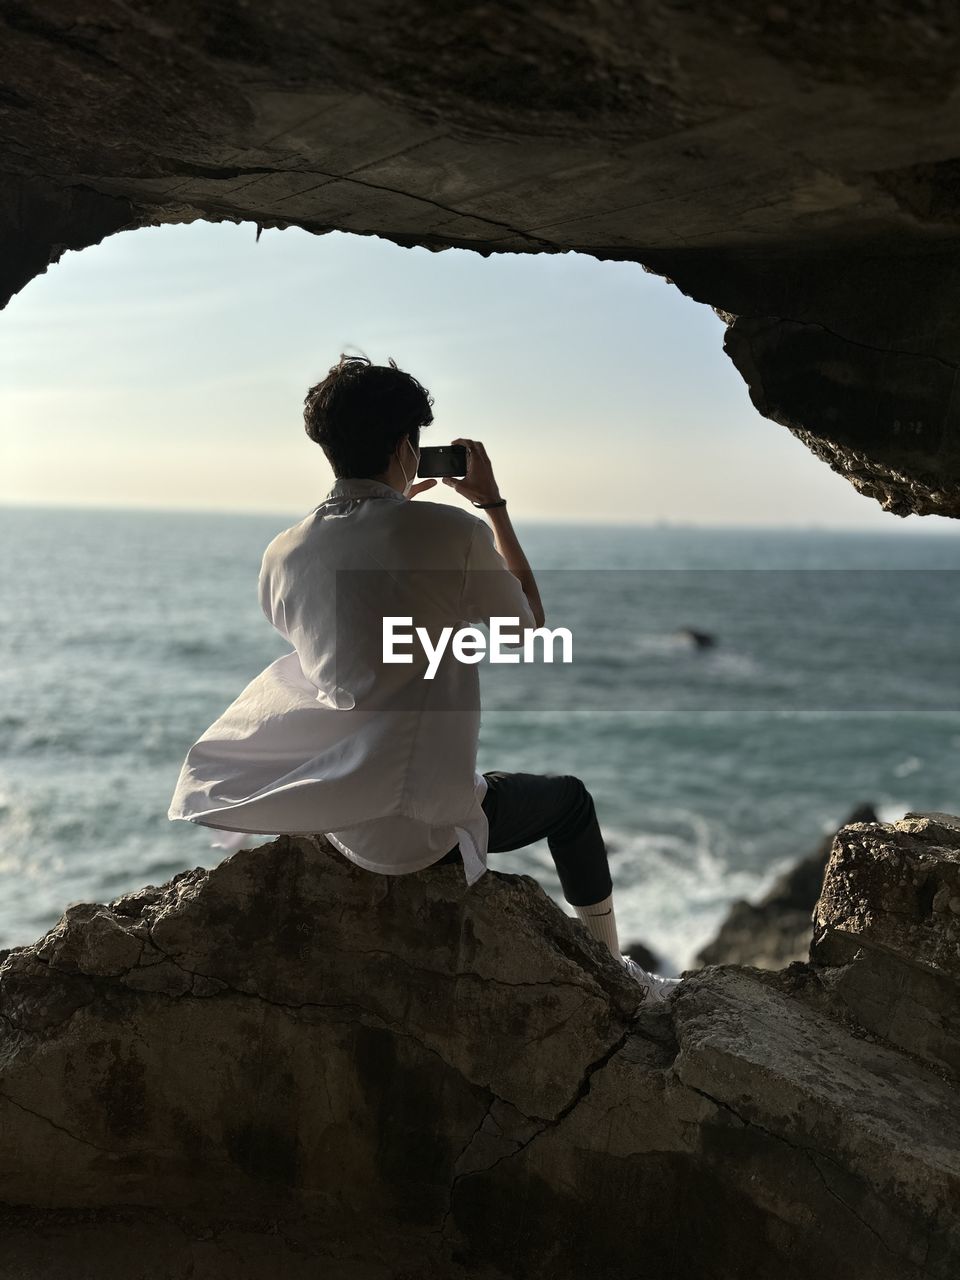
0 828 958 1277
811 812 960 1079
3 8 960 517
696 803 879 969
675 628 715 649
35 902 145 977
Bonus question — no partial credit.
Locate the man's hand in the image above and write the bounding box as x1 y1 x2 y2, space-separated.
442 438 501 506
408 477 438 499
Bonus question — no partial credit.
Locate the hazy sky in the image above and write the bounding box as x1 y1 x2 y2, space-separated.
1 219 954 529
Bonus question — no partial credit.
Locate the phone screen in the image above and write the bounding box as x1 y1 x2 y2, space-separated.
417 445 467 478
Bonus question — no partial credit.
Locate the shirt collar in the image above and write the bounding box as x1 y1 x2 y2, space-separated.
323 476 407 504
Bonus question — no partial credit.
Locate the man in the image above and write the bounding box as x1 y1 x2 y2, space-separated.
168 354 680 1004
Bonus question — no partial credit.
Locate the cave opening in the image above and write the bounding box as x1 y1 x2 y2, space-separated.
1 219 958 969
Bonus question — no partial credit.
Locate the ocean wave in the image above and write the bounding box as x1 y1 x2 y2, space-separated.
502 811 798 977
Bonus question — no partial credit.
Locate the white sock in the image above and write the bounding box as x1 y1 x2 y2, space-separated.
573 893 620 959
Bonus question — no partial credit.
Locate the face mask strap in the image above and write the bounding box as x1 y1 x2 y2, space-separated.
397 436 416 494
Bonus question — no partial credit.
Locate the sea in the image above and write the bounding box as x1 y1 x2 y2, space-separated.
1 503 958 974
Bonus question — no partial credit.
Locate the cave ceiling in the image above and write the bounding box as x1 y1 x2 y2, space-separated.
4 2 960 516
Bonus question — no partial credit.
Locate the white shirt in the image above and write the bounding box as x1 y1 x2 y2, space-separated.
167 476 535 887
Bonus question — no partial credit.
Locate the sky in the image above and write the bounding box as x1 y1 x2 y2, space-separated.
1 218 955 530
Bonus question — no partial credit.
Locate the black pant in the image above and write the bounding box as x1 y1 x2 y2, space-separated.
433 771 613 907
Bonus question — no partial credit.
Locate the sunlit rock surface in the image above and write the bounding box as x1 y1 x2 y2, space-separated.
3 5 960 515
812 810 960 1079
0 825 958 1278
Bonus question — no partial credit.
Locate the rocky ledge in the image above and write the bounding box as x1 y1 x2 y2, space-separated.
1 815 958 1278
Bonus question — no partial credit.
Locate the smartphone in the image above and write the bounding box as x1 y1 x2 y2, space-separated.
417 444 468 478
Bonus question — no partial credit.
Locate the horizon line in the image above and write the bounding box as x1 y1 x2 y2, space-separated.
0 497 957 534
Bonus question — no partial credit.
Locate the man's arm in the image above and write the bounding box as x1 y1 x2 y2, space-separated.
482 503 545 629
443 437 545 629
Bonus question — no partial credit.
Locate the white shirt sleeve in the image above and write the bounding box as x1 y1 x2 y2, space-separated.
258 552 273 623
258 551 291 639
459 519 536 630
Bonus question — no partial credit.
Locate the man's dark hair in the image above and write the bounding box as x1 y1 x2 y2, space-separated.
303 353 434 478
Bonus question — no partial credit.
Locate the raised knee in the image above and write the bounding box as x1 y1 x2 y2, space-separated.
559 774 592 806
